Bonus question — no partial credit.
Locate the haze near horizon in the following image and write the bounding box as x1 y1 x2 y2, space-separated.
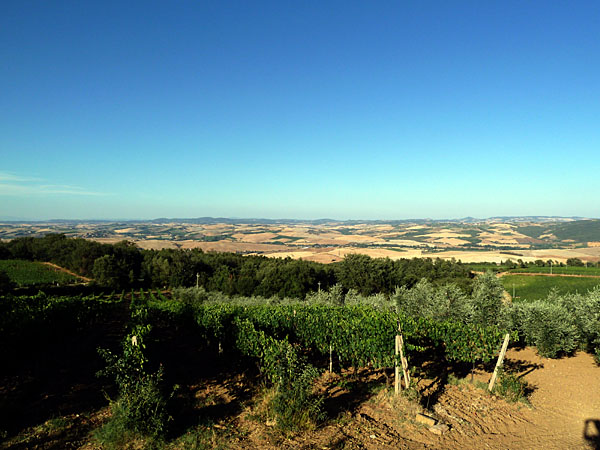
1 1 599 221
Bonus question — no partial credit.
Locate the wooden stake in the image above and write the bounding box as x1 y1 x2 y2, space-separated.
399 334 410 388
488 333 510 392
395 334 400 394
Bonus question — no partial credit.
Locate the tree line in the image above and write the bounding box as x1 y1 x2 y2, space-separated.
0 234 473 296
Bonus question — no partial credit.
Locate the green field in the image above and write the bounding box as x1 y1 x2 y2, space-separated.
463 263 511 273
509 266 600 275
0 259 79 287
501 274 600 302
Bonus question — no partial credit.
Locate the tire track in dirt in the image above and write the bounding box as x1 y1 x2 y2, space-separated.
41 262 92 282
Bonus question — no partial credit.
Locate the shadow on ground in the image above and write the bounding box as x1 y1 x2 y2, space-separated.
504 358 544 378
584 419 600 450
320 368 388 420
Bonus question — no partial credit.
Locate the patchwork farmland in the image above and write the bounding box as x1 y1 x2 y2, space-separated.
2 217 600 265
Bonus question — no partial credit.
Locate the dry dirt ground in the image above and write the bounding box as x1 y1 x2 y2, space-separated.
3 348 599 449
209 348 599 450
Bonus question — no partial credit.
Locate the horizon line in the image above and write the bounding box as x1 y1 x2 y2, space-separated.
0 215 595 223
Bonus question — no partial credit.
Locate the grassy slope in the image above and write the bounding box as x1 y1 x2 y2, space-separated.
0 259 78 286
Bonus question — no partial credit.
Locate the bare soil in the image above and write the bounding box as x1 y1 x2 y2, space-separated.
3 344 598 450
213 348 600 450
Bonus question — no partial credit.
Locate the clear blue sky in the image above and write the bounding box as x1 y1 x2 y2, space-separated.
1 1 599 220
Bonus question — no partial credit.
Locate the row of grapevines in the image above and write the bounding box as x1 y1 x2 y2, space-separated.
233 316 324 429
234 317 301 383
145 300 505 368
246 304 505 366
0 292 124 356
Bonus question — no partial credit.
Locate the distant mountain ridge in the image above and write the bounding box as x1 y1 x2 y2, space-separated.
0 215 592 225
1 217 599 250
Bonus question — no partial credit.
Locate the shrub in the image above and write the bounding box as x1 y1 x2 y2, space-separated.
271 364 324 430
500 303 529 343
471 272 505 327
97 321 172 444
344 289 389 309
235 319 324 430
520 301 579 358
557 291 600 352
329 283 345 305
394 279 435 318
305 283 344 305
432 283 473 322
172 286 209 305
95 368 171 448
493 370 531 403
342 288 364 305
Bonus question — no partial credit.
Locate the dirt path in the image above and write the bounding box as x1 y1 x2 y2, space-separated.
509 348 600 449
41 262 92 282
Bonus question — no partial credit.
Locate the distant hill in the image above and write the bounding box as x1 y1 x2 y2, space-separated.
1 215 594 228
486 216 585 223
2 217 599 261
517 219 600 243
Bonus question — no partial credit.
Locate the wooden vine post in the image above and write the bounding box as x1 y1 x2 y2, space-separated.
399 333 410 389
395 334 400 394
329 344 333 373
488 333 510 392
395 325 410 394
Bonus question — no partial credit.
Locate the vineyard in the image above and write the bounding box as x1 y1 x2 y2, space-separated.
0 286 511 447
2 269 600 448
0 259 80 287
